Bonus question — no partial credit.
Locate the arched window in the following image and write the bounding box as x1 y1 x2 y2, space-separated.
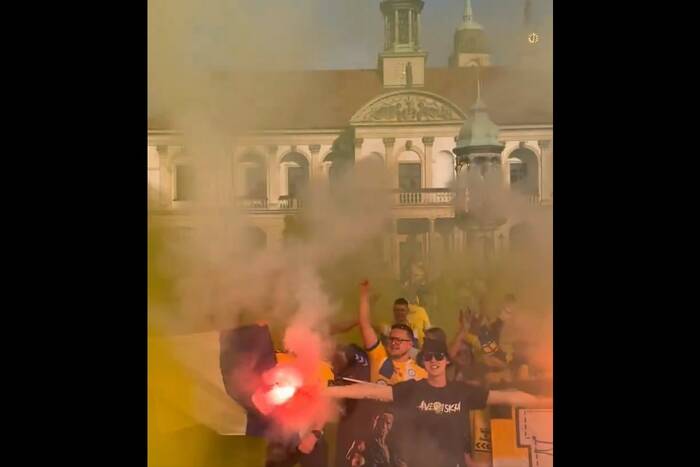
281 152 309 198
508 156 527 184
509 147 539 195
398 150 421 192
239 152 267 199
432 151 455 188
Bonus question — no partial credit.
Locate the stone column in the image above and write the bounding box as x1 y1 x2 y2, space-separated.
384 15 390 49
266 145 279 205
280 163 289 197
394 10 399 47
416 12 421 47
383 137 397 189
309 144 321 180
502 141 518 188
422 136 434 189
539 139 553 201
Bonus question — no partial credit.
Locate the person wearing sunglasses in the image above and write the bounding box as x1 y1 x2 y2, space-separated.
325 338 551 467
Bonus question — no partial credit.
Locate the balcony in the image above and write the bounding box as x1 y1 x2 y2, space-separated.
234 195 302 211
235 196 268 209
232 190 454 212
393 188 454 206
278 195 303 209
524 193 552 207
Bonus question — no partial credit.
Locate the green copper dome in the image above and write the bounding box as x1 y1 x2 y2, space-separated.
454 83 503 156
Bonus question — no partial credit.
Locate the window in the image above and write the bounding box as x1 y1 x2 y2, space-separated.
509 157 527 185
388 15 395 46
411 10 417 44
175 165 195 201
509 148 539 195
281 152 309 198
287 166 308 198
398 10 409 44
399 163 421 192
245 166 266 198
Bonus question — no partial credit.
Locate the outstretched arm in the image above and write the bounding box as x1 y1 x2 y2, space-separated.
329 319 359 335
358 280 379 349
325 382 394 402
487 390 552 408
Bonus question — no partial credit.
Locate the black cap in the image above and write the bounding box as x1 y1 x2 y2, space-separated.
417 338 451 368
422 338 449 355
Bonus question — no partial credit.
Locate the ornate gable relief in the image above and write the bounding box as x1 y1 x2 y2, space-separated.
351 91 465 125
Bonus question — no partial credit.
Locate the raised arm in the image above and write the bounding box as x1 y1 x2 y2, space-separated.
486 390 552 408
325 382 394 402
358 280 379 349
448 309 469 360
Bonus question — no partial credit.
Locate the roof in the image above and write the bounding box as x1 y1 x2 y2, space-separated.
148 66 552 132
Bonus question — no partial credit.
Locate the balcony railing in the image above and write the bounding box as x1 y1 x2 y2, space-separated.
184 190 545 213
278 195 303 209
232 190 453 211
393 188 454 206
234 196 302 210
235 196 268 209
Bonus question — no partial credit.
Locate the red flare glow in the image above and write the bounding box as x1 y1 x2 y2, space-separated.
268 383 296 405
252 364 303 415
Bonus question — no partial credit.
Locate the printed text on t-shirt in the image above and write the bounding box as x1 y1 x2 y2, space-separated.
416 400 462 414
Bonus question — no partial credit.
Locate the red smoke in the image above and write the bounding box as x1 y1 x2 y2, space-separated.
251 324 336 435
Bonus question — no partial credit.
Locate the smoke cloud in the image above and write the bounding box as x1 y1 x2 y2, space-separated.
147 0 553 449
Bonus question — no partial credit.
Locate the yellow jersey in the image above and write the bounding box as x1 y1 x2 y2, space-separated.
275 352 335 386
407 304 431 346
366 340 426 385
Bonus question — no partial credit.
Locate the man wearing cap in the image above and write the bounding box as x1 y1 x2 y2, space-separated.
325 337 551 467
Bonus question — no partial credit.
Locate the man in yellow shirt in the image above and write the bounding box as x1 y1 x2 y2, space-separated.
391 297 432 348
359 281 427 385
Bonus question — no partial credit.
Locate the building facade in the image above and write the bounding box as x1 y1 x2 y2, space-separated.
147 0 552 281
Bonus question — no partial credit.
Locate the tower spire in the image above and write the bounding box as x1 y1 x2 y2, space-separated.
451 0 489 67
476 66 481 100
459 0 482 30
464 0 474 23
472 65 485 109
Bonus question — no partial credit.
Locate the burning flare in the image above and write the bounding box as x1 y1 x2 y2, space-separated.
252 364 303 415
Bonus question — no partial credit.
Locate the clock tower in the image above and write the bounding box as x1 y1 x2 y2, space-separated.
378 0 427 88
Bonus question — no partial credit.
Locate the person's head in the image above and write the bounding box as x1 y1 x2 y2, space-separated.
453 340 473 367
387 323 414 359
331 345 351 375
393 298 410 323
373 412 394 438
421 338 449 378
424 327 447 343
